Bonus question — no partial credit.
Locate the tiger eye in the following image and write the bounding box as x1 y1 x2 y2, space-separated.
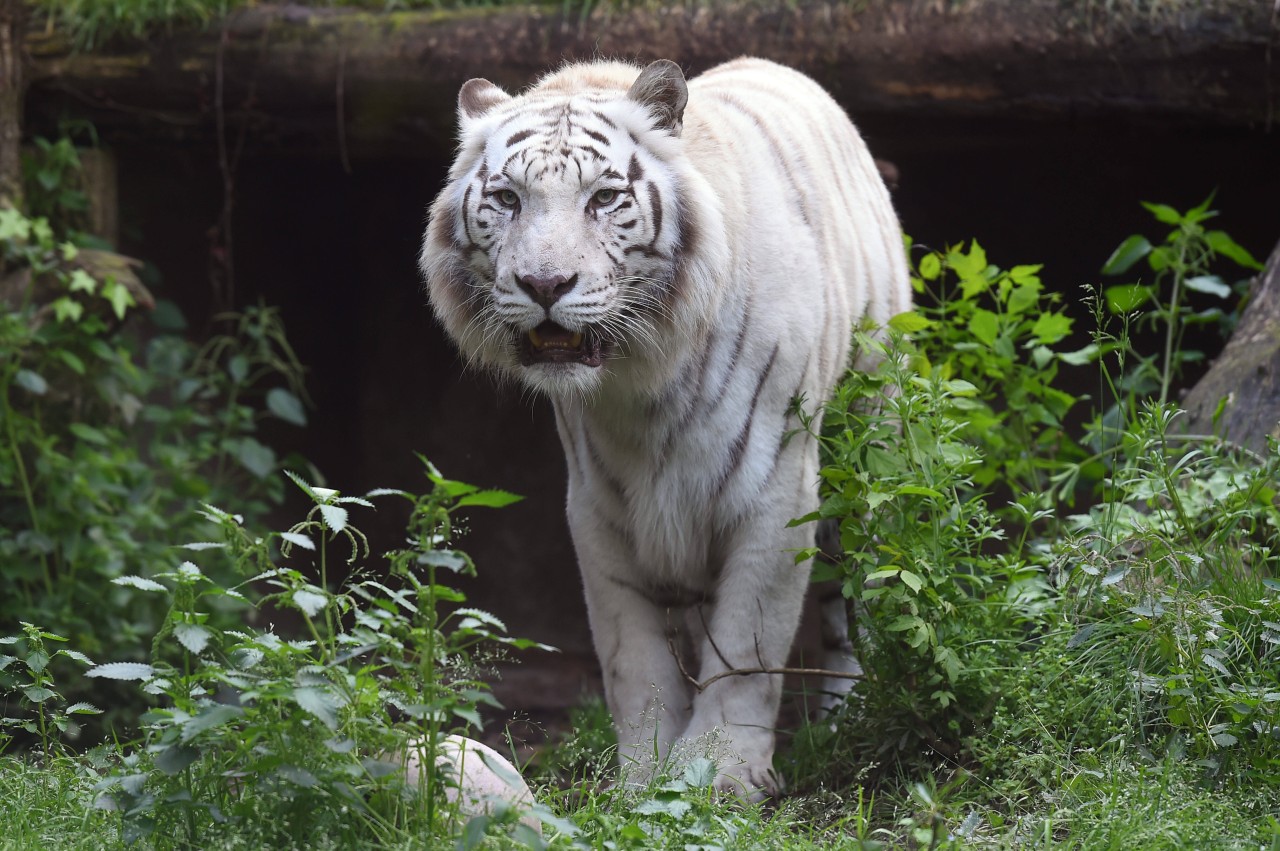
497 189 519 208
593 188 617 206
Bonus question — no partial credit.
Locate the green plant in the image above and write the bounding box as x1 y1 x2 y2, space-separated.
0 202 309 733
1100 194 1263 405
86 461 555 848
0 623 100 756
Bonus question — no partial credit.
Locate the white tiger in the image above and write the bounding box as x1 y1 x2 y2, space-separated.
419 57 910 800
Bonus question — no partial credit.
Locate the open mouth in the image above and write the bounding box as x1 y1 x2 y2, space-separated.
519 321 605 368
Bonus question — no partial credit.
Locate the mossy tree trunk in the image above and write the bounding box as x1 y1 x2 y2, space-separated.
0 0 24 210
1183 238 1280 453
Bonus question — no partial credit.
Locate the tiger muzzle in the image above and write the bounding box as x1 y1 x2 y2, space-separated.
520 321 605 368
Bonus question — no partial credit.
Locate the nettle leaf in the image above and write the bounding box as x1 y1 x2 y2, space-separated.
1205 229 1263 270
65 702 102 715
280 532 316 551
456 489 523 509
1140 201 1183 225
58 649 93 666
292 588 329 618
418 549 469 572
87 662 155 681
180 704 244 742
154 744 199 775
293 686 340 730
319 504 348 533
174 623 212 655
1184 275 1232 299
266 388 307 426
1102 235 1152 276
113 575 167 592
24 686 56 703
682 757 717 788
634 797 692 819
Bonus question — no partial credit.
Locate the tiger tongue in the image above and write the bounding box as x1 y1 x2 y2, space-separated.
528 322 583 351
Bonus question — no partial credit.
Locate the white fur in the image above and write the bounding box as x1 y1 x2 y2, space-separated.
420 57 910 800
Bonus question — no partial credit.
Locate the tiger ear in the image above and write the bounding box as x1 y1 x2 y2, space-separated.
627 60 688 136
458 78 513 124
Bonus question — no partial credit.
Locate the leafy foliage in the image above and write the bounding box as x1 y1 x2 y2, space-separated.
794 207 1277 847
0 204 308 733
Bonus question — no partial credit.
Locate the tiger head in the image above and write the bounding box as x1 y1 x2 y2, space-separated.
420 60 728 398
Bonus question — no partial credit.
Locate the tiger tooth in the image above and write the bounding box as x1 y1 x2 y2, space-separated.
570 333 583 347
528 328 543 348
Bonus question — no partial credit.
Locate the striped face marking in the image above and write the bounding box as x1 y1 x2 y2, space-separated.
450 95 685 389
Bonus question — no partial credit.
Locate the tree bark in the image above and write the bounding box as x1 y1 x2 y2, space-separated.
1182 238 1280 454
0 0 24 209
23 0 1280 155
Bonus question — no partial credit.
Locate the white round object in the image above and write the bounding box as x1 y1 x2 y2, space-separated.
404 735 542 834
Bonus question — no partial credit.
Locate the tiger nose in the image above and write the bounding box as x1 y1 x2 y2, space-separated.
516 273 578 309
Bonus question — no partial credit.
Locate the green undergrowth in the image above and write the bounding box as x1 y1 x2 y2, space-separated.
778 197 1278 847
3 165 1278 847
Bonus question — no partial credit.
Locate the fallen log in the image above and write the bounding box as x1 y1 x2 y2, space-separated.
23 0 1280 155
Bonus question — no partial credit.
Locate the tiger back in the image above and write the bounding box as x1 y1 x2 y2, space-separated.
419 57 910 800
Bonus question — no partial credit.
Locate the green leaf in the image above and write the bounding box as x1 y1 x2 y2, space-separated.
0 208 31 239
456 489 523 508
1184 275 1231 298
1140 201 1183 225
293 685 340 730
52 297 83 323
180 704 243 742
64 702 102 715
101 279 135 320
898 570 924 593
154 744 199 775
227 354 249 384
888 310 934 334
14 369 48 395
1101 235 1152 275
86 662 155 681
292 589 329 618
682 757 717 788
280 532 315 551
266 388 307 426
968 309 999 346
56 350 85 374
634 797 692 819
1205 230 1263 270
1059 343 1100 366
948 240 988 282
112 576 167 592
234 437 276 479
918 252 941 281
67 269 97 294
1105 284 1155 314
1030 311 1073 344
24 686 56 704
174 623 212 655
318 503 348 533
69 422 110 445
